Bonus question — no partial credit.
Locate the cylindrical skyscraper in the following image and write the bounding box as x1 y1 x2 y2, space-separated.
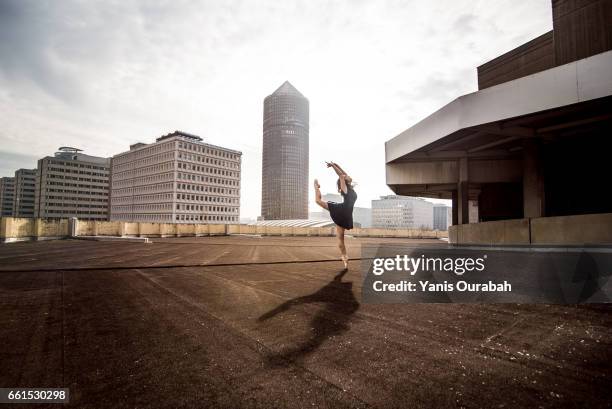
261 81 309 220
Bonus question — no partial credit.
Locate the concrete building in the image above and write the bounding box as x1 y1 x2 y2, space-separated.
385 0 612 244
110 131 241 224
372 195 433 229
34 147 111 220
261 81 309 220
12 169 36 218
309 192 372 228
0 177 15 217
433 203 452 231
353 207 372 228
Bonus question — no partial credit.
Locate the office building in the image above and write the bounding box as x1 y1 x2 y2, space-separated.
372 195 433 229
0 177 15 216
34 147 111 220
12 168 36 218
261 81 309 220
110 131 241 224
433 203 452 231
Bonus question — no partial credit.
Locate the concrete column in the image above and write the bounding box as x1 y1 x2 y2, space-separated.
523 139 544 218
457 157 469 224
69 217 78 238
451 190 458 226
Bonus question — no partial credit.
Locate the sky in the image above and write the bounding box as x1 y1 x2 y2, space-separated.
0 0 553 218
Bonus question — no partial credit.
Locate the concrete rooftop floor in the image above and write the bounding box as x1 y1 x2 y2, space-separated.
0 236 611 408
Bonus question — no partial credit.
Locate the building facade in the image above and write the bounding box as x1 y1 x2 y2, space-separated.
0 177 15 216
433 203 452 231
34 147 111 220
385 0 612 244
372 195 433 229
12 169 36 218
261 81 309 220
110 131 241 224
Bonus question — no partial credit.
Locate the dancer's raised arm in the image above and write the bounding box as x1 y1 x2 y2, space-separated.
329 162 352 184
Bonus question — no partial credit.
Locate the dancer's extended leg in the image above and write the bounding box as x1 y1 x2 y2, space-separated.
314 179 328 210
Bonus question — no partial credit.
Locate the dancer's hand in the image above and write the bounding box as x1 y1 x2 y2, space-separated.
313 179 320 189
325 161 333 168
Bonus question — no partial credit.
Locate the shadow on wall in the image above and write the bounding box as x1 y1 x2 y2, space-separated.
257 268 360 366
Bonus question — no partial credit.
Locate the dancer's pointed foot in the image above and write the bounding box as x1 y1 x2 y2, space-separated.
314 179 320 189
341 255 349 270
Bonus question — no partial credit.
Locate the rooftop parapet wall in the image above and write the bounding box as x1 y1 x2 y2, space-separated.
449 213 612 245
0 218 447 243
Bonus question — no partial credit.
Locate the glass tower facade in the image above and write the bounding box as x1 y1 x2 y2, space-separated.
261 81 309 220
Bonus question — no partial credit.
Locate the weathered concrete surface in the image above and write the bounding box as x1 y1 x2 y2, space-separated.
0 236 611 408
449 213 612 245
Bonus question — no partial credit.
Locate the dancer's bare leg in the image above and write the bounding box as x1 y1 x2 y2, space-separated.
336 226 348 269
314 179 328 210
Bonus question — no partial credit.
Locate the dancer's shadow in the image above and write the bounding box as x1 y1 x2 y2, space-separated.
257 268 360 366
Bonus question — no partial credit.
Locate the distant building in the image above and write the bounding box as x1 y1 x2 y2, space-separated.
353 207 372 228
34 147 111 220
433 203 451 231
261 81 309 220
12 169 36 218
0 177 15 217
110 131 241 224
372 195 433 229
309 192 372 228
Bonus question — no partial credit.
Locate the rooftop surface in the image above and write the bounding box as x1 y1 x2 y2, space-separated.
1 236 611 408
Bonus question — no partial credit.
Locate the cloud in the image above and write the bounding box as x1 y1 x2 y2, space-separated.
0 0 553 217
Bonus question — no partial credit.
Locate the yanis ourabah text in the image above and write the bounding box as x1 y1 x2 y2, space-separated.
372 280 512 293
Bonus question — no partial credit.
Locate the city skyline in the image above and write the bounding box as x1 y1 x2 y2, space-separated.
0 0 553 218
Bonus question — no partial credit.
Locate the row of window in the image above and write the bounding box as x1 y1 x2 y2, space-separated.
177 153 239 169
177 183 237 196
46 167 108 177
46 181 108 190
42 188 107 196
111 193 173 204
176 214 238 222
46 174 108 183
112 172 174 188
176 204 238 213
113 151 175 171
112 160 174 178
178 173 239 187
47 160 108 171
112 183 174 196
178 140 240 161
176 193 238 204
41 203 107 209
42 196 108 203
111 204 173 212
109 213 239 223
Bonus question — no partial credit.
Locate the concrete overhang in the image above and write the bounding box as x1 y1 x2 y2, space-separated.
385 50 612 164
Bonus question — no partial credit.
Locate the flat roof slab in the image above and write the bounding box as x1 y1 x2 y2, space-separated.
1 237 611 408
